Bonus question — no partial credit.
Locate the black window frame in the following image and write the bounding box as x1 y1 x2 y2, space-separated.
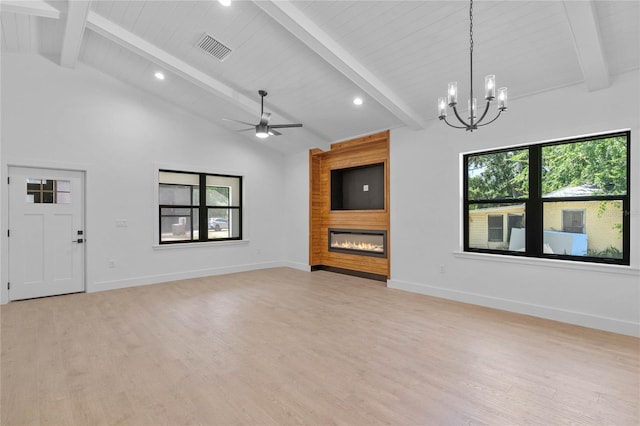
158 169 243 245
464 131 631 265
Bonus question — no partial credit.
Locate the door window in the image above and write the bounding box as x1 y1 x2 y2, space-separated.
26 179 71 204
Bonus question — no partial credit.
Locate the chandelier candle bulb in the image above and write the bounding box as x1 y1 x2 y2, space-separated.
468 98 477 119
485 75 496 100
438 97 447 118
447 82 458 106
498 87 508 110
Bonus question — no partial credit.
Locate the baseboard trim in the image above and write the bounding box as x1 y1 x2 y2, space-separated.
90 261 286 293
283 261 311 272
387 279 640 338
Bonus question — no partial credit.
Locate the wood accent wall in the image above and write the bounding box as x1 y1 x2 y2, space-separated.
309 130 390 278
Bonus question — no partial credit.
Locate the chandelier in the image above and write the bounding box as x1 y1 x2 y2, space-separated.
438 0 508 131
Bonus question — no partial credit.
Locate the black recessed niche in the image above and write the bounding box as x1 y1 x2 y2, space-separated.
331 163 384 210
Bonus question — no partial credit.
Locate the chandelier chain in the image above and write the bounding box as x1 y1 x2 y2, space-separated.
469 0 474 124
469 0 473 55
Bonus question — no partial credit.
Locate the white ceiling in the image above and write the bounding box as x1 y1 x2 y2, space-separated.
1 0 639 154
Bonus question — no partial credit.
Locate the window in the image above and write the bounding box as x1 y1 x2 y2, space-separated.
159 170 242 244
562 210 585 234
26 179 71 204
464 131 630 265
488 215 504 242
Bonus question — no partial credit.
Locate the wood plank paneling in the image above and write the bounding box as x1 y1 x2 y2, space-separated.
309 149 323 266
309 130 390 278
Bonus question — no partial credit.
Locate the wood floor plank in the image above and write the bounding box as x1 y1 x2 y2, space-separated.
1 267 638 425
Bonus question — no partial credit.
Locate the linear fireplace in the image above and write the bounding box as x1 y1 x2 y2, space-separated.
328 229 387 258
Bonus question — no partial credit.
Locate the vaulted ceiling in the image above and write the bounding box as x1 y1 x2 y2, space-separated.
1 1 638 154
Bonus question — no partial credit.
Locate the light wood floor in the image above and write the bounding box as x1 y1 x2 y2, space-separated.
1 268 638 425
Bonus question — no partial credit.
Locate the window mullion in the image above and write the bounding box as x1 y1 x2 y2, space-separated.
463 156 470 250
622 198 631 264
199 174 207 242
527 146 542 256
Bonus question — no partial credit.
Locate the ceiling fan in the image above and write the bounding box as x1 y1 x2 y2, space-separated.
224 90 303 138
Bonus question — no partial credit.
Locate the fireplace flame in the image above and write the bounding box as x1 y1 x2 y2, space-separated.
331 240 384 252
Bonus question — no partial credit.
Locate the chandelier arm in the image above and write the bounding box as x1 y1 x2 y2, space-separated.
474 100 492 126
451 105 471 128
442 116 470 130
476 109 504 127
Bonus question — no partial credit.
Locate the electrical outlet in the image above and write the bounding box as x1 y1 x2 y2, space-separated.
439 264 445 274
108 259 116 268
363 184 369 192
115 220 128 228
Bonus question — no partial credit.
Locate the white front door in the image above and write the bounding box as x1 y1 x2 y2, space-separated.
8 167 85 300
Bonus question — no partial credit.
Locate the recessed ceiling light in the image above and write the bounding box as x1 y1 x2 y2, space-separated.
154 71 165 80
353 97 363 106
219 0 231 6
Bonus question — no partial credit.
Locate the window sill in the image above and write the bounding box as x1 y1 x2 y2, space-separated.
453 251 640 277
153 239 250 250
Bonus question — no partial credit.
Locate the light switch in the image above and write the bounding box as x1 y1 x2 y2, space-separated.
363 184 369 192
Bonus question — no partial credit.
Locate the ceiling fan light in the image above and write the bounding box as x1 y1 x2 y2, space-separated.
256 124 269 138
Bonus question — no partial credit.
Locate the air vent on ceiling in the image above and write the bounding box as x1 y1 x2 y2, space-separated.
196 33 232 62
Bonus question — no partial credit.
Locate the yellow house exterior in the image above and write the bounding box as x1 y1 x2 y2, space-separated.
468 200 623 255
543 200 623 253
468 204 525 250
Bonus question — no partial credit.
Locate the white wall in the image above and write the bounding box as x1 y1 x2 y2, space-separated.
284 70 640 337
1 54 288 303
283 149 311 272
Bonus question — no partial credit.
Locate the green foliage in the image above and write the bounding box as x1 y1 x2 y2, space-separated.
467 149 528 200
541 136 627 196
207 186 229 205
467 136 627 200
612 222 623 237
586 246 623 259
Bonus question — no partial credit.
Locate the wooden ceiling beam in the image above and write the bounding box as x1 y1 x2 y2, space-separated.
254 0 426 130
0 0 60 19
85 11 262 117
60 1 92 68
85 11 330 149
563 1 610 91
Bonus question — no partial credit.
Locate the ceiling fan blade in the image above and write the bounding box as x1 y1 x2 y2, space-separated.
269 123 303 129
222 118 256 126
236 127 255 132
268 128 282 136
259 112 271 126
